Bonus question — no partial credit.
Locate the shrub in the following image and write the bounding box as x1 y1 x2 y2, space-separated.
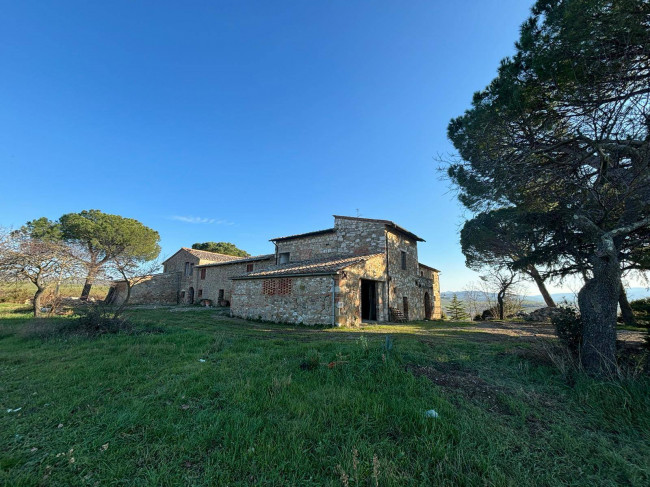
20 304 164 339
552 306 582 355
74 303 134 334
630 298 650 324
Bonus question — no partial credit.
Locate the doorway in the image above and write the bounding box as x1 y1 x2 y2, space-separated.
424 292 432 319
361 280 377 321
188 287 194 304
403 296 409 321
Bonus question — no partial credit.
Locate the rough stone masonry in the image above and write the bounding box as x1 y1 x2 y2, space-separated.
108 215 441 325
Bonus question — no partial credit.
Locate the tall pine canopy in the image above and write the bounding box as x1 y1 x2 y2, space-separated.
447 0 650 373
60 210 160 299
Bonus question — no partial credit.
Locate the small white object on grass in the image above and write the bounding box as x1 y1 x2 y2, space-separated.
7 408 22 413
198 359 206 362
425 409 439 418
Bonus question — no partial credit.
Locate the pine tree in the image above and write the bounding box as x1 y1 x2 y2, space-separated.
446 294 468 321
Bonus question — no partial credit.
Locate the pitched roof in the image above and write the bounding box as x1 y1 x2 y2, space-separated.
333 215 425 242
419 262 441 272
232 253 384 279
196 254 275 268
162 247 242 265
270 228 335 242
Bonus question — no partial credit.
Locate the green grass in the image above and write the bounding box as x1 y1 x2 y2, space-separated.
0 283 109 304
1 305 649 486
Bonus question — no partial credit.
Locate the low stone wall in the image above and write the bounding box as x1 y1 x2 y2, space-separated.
231 275 334 325
110 272 180 306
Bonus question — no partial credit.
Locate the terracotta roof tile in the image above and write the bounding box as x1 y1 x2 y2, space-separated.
270 228 335 242
232 253 384 279
183 248 242 262
196 254 275 268
162 247 243 264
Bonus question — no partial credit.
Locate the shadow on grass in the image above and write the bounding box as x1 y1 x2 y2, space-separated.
19 316 165 340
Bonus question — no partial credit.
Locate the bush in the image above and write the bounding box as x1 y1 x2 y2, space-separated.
21 303 164 339
74 303 136 334
552 306 583 355
630 298 650 324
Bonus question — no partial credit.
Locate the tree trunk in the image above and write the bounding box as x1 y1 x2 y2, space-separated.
80 268 97 300
33 285 45 318
618 285 636 327
577 238 620 375
528 266 556 307
113 281 131 319
497 290 505 320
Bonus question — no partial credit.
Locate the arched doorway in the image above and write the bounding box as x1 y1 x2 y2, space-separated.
424 292 432 319
188 287 194 304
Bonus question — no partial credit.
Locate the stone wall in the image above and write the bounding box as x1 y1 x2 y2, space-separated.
432 272 441 319
333 217 387 256
231 275 334 325
417 266 442 319
335 254 388 326
275 232 338 263
385 229 425 320
110 272 180 306
194 257 274 306
163 249 203 304
274 217 388 263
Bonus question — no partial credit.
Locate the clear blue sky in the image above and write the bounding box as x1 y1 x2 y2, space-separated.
1 0 553 292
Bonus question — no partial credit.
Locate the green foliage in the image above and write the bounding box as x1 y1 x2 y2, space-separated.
60 210 160 262
552 306 583 355
445 294 468 321
461 208 543 271
17 217 62 242
630 298 650 322
448 0 650 249
446 0 650 372
191 241 250 257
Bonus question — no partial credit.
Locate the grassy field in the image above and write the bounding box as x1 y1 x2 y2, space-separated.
0 283 110 304
1 304 648 486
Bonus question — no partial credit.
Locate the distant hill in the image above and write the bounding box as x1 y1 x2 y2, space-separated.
440 287 650 314
526 287 650 303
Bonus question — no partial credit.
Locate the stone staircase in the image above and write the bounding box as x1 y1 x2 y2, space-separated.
389 307 407 323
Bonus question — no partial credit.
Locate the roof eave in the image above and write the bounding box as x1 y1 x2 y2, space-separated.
269 228 336 243
232 271 338 280
195 254 274 268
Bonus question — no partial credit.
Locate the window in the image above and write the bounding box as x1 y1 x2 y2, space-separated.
263 279 292 295
189 263 194 276
277 278 292 295
401 251 407 270
200 268 206 280
184 262 190 276
246 263 254 272
263 280 275 295
198 289 203 298
279 252 290 264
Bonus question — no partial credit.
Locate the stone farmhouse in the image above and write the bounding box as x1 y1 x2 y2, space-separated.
109 215 441 326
